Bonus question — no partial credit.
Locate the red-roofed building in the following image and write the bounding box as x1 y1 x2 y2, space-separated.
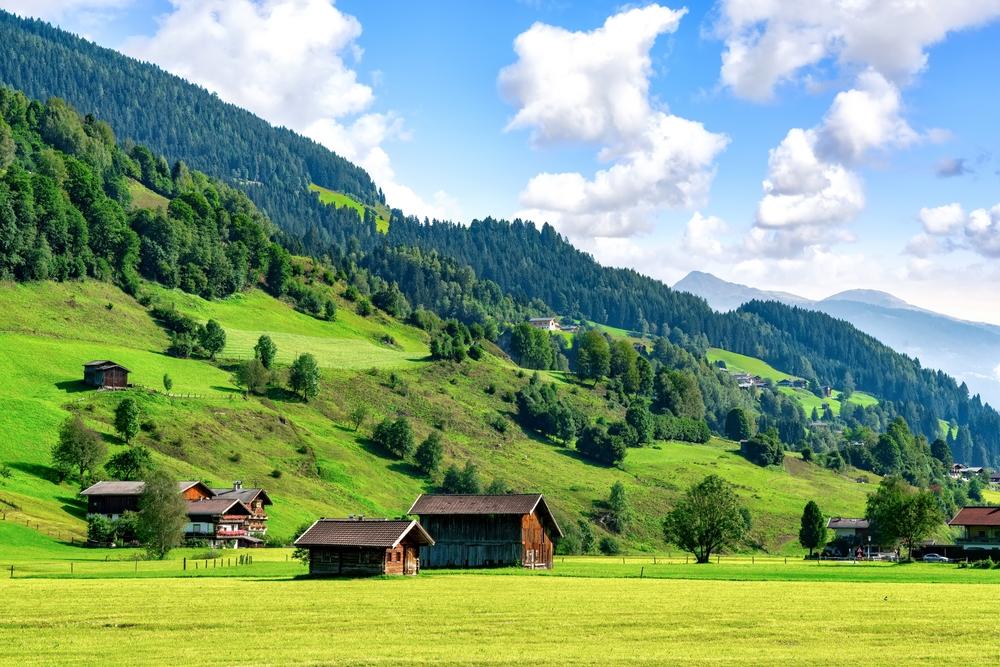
949 506 1000 549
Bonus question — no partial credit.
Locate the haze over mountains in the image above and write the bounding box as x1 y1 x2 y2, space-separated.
675 271 1000 407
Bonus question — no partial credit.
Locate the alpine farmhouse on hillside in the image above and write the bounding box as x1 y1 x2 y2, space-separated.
82 360 130 389
81 480 271 548
408 493 562 569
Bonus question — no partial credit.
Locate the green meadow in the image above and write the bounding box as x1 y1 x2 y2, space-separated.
2 553 999 665
0 279 878 556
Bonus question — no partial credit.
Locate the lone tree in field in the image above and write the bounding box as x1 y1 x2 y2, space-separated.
606 481 634 533
798 500 827 557
415 431 444 475
138 469 188 560
349 405 368 432
114 397 141 444
663 474 749 563
162 373 173 393
52 415 106 486
254 334 277 369
289 353 320 401
105 446 153 481
725 408 754 441
372 417 415 459
235 358 270 395
199 319 226 359
866 476 944 560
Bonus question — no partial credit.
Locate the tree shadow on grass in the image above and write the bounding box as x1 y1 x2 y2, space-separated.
55 380 92 394
9 461 60 483
210 385 243 395
58 495 88 519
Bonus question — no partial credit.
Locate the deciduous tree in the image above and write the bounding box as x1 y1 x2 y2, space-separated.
663 474 749 563
288 353 320 401
138 469 188 560
52 415 106 486
798 500 826 557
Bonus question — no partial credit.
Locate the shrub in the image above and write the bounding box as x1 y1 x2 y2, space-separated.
576 424 627 466
415 432 444 476
800 447 814 463
487 412 508 434
740 430 784 467
599 536 621 555
270 469 282 479
441 461 482 494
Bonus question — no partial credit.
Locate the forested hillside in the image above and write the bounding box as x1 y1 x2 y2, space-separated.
0 8 998 466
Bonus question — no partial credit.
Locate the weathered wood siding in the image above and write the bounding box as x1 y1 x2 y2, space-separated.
308 546 388 577
521 512 554 569
182 486 212 501
418 515 523 568
87 495 139 516
103 367 128 388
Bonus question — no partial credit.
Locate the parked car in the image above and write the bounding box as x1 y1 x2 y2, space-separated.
922 553 949 563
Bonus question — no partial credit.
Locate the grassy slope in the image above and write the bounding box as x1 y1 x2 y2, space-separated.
308 183 390 232
125 178 169 212
707 347 879 417
0 280 874 554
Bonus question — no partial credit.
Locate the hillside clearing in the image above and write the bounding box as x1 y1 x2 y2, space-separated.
308 183 390 232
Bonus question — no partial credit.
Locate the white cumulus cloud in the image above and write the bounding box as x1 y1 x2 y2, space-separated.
907 202 1000 259
919 203 966 235
716 0 1000 101
124 0 456 220
501 4 728 240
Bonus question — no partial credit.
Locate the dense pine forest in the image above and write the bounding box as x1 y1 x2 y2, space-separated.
0 9 998 466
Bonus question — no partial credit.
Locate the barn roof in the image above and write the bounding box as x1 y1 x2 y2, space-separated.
294 519 434 548
211 487 273 506
408 494 563 538
186 499 252 517
949 506 1000 527
827 517 870 530
81 480 210 496
82 360 131 372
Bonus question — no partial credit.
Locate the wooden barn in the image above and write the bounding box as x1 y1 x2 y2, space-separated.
81 480 213 519
408 494 562 569
82 360 130 388
294 518 435 577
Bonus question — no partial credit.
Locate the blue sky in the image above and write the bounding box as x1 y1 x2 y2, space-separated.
6 1 1000 322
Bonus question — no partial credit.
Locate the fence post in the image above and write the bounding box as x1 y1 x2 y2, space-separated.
70 562 73 574
640 566 644 579
183 558 187 571
9 565 13 578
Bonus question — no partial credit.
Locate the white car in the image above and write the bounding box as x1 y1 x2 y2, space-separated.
921 553 949 563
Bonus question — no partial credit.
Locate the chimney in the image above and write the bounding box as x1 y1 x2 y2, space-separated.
233 480 242 491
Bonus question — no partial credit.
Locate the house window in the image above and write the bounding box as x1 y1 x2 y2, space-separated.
395 551 401 562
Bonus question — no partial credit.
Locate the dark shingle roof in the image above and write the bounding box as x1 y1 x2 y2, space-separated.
294 519 434 548
186 499 251 517
949 506 1000 527
82 481 205 496
827 517 869 530
82 360 131 372
211 488 273 505
408 494 563 538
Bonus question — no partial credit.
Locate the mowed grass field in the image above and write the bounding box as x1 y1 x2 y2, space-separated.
3 555 1000 665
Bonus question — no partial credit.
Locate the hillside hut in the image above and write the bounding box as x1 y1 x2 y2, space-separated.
408 494 562 569
82 360 130 388
294 518 435 576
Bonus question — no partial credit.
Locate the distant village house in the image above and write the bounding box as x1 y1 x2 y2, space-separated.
294 518 434 576
80 479 270 548
948 506 1000 550
82 360 130 389
528 317 561 331
409 494 562 569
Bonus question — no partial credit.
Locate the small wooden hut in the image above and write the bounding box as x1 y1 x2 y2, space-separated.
82 360 130 388
408 494 562 569
294 518 435 576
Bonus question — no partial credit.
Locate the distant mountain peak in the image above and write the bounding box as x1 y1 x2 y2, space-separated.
673 271 812 312
822 289 914 310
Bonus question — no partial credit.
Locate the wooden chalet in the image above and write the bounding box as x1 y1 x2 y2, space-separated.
82 360 130 388
186 498 261 548
949 506 1000 550
408 494 562 569
210 481 272 535
81 480 268 547
81 480 213 519
294 518 435 576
